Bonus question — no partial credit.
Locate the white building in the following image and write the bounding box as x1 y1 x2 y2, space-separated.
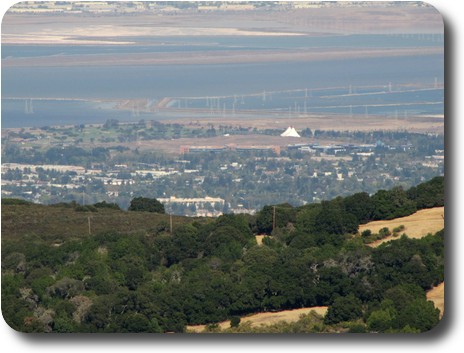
281 126 301 137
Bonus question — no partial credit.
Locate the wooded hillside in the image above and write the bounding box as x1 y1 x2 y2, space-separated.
1 177 444 333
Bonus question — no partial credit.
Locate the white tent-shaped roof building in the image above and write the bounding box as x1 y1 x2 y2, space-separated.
281 126 300 137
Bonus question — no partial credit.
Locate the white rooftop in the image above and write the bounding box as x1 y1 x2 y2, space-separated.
281 126 300 137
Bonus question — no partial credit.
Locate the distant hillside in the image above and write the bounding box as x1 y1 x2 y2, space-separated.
1 201 206 242
1 177 444 333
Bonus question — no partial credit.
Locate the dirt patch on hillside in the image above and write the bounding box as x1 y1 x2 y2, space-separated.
360 207 444 248
255 235 270 245
187 306 328 333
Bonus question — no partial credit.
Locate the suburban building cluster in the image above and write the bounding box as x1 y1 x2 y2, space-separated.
1 133 444 216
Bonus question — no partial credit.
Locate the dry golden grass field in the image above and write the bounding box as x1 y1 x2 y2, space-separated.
427 282 445 319
186 306 328 333
359 206 445 248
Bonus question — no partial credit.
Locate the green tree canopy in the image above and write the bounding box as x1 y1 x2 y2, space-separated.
407 176 444 209
371 187 417 220
128 197 165 214
324 294 363 325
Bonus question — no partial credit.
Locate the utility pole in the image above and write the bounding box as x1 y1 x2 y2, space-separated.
88 216 91 235
272 206 276 233
170 213 173 234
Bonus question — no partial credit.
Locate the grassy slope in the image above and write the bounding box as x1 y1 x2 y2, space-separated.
187 307 329 333
1 203 205 242
359 206 445 248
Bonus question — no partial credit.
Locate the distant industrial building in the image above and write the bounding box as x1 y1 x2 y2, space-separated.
158 196 225 207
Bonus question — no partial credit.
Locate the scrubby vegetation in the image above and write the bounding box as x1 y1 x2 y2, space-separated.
1 177 444 333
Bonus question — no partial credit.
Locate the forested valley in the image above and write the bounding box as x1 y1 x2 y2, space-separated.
1 176 444 333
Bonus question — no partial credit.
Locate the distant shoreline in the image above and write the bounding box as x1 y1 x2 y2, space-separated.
1 47 443 68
